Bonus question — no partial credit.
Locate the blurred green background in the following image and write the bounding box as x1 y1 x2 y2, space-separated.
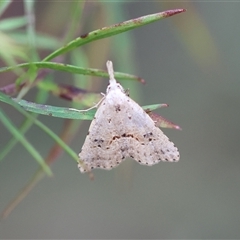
1 1 240 239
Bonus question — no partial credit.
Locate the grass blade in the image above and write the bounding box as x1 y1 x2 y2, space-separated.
43 9 186 62
0 16 28 31
0 91 80 163
0 107 52 176
0 62 145 83
1 93 167 121
0 0 11 16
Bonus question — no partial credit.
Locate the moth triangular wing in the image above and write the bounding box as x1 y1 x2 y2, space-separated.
79 87 179 172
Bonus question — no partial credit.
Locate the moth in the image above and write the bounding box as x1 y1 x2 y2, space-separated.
78 61 179 172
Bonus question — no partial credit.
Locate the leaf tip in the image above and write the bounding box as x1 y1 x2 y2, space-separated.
138 77 146 84
163 8 187 18
160 103 169 108
174 125 182 131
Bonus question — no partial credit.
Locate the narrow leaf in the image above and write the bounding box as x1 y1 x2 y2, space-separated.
11 98 96 120
43 9 186 62
143 103 168 111
146 110 181 130
0 16 28 31
0 91 80 163
0 107 52 176
0 114 37 162
0 62 145 83
9 31 60 50
0 0 11 16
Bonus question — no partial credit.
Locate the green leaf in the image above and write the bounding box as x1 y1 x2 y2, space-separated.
0 114 37 162
13 98 96 120
0 107 52 176
8 31 60 50
1 95 167 121
0 17 28 31
0 0 11 16
43 9 186 61
0 62 144 83
0 32 28 71
0 88 49 163
15 63 38 100
0 91 80 164
24 0 39 61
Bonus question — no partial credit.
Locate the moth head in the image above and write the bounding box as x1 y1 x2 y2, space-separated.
106 82 125 94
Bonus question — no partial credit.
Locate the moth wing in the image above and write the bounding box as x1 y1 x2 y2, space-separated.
79 89 179 172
